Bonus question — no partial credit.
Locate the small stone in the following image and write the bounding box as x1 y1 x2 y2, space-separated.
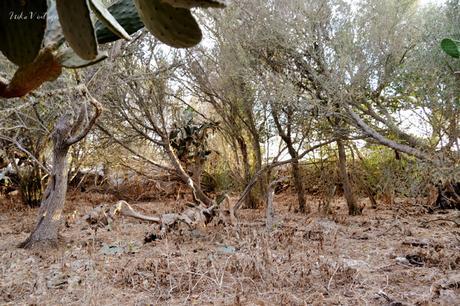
395 256 410 265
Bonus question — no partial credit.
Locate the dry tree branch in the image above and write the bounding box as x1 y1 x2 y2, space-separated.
0 134 51 175
345 103 435 162
65 97 102 146
84 200 222 237
96 123 175 173
233 139 336 211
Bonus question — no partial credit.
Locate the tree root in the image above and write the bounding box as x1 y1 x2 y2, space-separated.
18 238 61 250
18 234 64 250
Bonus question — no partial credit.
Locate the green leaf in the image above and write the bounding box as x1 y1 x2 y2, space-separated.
441 38 460 59
89 0 131 42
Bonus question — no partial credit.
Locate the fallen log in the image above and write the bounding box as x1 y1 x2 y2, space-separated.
83 196 236 237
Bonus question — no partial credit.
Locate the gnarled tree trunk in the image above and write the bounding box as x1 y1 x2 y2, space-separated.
238 139 256 209
163 143 214 207
19 97 101 249
19 140 69 248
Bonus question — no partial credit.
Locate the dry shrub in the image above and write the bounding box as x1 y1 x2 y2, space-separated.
0 193 26 213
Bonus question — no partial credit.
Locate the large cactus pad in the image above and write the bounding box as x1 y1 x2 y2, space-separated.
95 0 145 44
134 0 202 48
0 48 62 98
0 0 48 66
58 48 108 69
56 0 98 60
160 0 227 9
90 0 131 42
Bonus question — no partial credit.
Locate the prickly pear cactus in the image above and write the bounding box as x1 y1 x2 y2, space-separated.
0 0 48 66
56 0 98 60
0 0 228 98
169 122 217 162
58 49 108 69
0 49 62 98
90 0 131 42
134 0 202 48
160 0 227 8
95 0 144 44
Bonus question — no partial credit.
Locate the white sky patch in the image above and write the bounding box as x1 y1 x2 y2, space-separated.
417 0 446 6
398 109 433 138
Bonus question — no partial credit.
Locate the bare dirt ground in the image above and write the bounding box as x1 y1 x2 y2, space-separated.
1 192 459 305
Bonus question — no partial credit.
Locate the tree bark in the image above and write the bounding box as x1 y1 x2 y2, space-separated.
250 133 266 209
19 117 71 248
233 140 335 212
19 145 69 248
289 149 308 213
19 97 101 249
337 139 361 215
345 104 434 162
271 109 308 213
237 137 259 209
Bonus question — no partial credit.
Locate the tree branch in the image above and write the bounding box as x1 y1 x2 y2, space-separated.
65 97 102 147
345 103 435 162
233 139 336 211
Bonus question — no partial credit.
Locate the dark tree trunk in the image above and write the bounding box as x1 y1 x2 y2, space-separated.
252 134 267 207
19 145 69 248
352 144 378 209
237 137 251 187
287 146 308 213
19 98 101 249
271 109 307 213
337 139 361 215
291 158 307 213
237 137 259 209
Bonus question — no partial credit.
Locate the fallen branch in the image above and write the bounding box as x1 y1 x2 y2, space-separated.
422 218 460 227
83 197 235 237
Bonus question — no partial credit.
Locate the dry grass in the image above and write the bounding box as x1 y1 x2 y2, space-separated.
0 193 459 305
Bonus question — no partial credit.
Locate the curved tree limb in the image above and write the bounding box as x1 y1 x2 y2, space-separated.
344 103 436 163
65 97 102 146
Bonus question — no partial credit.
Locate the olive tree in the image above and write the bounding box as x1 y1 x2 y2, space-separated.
214 0 459 214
